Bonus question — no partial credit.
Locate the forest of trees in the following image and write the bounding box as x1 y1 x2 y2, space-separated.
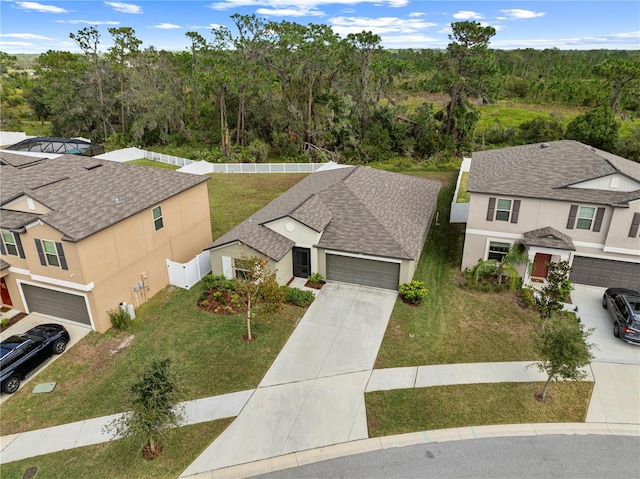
1 16 639 163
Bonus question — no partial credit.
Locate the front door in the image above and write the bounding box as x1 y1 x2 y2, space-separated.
0 277 12 306
292 247 311 278
532 253 552 278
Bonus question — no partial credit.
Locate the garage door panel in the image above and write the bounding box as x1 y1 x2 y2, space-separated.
570 257 640 290
22 284 91 325
326 254 400 290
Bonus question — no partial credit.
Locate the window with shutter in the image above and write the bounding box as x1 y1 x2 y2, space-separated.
629 212 640 237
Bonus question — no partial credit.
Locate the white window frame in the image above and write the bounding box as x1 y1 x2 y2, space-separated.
1 230 19 256
152 205 164 231
495 199 512 222
576 206 595 230
233 258 252 280
487 240 512 262
42 239 61 267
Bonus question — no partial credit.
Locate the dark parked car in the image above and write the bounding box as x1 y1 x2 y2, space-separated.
0 323 70 394
602 288 640 344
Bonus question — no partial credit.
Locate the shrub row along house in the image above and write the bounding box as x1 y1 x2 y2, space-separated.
207 166 441 290
460 140 640 289
0 151 212 332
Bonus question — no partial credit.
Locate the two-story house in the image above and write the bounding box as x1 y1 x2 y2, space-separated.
460 140 640 290
0 151 212 332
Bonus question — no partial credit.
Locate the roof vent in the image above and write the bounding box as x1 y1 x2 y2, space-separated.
540 143 551 148
84 161 103 170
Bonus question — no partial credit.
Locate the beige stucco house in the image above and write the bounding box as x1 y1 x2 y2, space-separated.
460 140 640 289
206 166 441 290
0 151 212 332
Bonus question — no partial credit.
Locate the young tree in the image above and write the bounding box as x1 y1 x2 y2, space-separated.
105 358 184 459
535 314 594 402
534 261 574 321
234 255 284 341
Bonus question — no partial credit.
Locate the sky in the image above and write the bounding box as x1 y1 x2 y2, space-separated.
0 0 639 54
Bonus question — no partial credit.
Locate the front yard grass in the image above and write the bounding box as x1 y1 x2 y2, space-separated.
366 381 594 437
375 173 539 368
0 418 232 479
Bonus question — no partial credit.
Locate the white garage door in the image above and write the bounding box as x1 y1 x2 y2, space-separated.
570 256 640 290
326 254 400 290
22 284 91 326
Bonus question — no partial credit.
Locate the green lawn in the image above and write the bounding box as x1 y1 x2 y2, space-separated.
0 174 307 436
0 419 232 479
127 159 180 170
366 382 593 437
375 172 540 368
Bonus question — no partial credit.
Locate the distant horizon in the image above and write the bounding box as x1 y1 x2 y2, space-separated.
1 1 638 55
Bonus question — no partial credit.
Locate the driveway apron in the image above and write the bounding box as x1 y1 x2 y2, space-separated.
180 282 397 477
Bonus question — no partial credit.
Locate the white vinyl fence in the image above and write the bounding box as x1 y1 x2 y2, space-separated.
450 156 472 223
166 251 212 290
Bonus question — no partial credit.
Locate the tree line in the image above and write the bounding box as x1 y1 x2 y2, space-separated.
1 16 639 162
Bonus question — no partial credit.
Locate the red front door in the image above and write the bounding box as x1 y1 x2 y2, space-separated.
1 277 12 306
532 253 552 278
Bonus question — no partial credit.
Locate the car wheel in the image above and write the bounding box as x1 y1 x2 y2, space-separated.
3 376 20 394
602 295 608 309
52 338 67 354
613 322 620 338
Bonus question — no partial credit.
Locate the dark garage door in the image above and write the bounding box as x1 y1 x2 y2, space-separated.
570 256 640 290
22 284 91 326
326 254 400 290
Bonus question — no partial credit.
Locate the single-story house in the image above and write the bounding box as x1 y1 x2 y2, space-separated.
0 151 212 332
206 166 441 290
460 140 640 289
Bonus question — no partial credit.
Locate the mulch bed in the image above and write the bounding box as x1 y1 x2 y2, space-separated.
198 289 246 315
0 312 28 332
304 281 323 290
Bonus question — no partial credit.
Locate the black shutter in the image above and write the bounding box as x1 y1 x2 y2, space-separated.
35 239 46 265
486 197 496 221
629 212 640 237
15 234 25 259
592 207 605 232
0 238 5 255
511 200 521 224
55 242 68 270
567 205 578 229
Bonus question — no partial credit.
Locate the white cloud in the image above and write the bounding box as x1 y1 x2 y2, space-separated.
409 12 426 18
256 7 323 17
492 31 640 50
453 11 483 20
16 1 67 13
105 2 142 14
56 20 120 25
500 9 545 20
329 16 438 36
0 33 54 40
153 23 182 30
381 34 441 47
480 22 502 32
209 1 410 12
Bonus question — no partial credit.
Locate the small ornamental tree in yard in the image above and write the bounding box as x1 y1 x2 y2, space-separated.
234 255 284 342
105 358 184 460
534 261 573 322
535 315 594 403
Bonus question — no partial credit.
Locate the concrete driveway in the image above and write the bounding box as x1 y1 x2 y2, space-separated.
180 282 398 477
571 285 640 425
0 313 91 403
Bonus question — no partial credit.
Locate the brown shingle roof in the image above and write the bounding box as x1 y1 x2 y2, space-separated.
468 140 640 206
523 226 576 251
208 166 441 261
0 152 209 241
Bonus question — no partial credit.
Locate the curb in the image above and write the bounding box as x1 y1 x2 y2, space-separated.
180 422 640 478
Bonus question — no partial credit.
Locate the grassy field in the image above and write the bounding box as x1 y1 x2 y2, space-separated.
375 173 540 368
127 159 180 170
0 419 232 479
366 382 594 437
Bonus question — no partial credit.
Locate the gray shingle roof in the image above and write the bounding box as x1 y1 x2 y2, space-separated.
208 166 441 261
523 226 576 251
468 140 640 206
0 152 209 241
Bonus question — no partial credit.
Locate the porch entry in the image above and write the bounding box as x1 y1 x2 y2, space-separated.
292 247 311 278
532 253 552 279
1 277 12 306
